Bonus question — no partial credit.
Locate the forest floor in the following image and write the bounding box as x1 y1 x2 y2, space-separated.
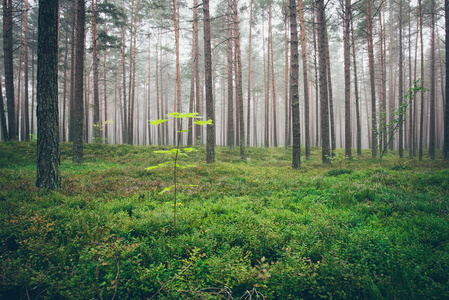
1 141 449 299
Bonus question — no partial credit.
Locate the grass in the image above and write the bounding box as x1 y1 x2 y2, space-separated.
1 141 449 299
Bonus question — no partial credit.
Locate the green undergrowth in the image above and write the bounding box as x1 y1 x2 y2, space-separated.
1 142 449 299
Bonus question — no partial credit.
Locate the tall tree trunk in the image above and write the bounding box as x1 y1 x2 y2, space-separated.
398 0 404 158
104 17 108 143
324 16 335 156
342 0 351 158
247 0 253 147
418 0 424 161
234 0 245 160
269 0 277 148
62 18 69 142
317 0 330 164
290 0 300 169
203 0 215 163
24 0 30 141
445 0 449 160
68 2 76 142
283 0 289 150
156 29 161 145
263 12 269 148
121 24 128 144
73 0 85 164
36 0 61 189
313 7 319 147
3 0 16 140
367 0 378 158
92 0 100 142
350 9 361 156
226 0 234 151
173 0 181 144
188 1 197 146
429 0 436 160
298 0 310 160
194 10 201 145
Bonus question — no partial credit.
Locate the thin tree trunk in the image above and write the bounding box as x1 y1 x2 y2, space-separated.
234 0 245 159
342 0 351 157
173 0 181 144
317 0 330 164
350 9 361 156
313 7 319 147
298 0 310 159
104 17 108 143
24 0 30 141
367 0 378 158
0 71 8 140
269 0 277 148
73 0 85 164
226 0 234 150
399 0 404 158
3 0 16 140
247 0 253 147
429 0 436 160
290 0 300 169
92 0 100 141
444 0 449 160
203 0 215 163
418 0 424 161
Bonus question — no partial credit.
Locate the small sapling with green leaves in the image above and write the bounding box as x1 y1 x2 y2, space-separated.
147 112 212 229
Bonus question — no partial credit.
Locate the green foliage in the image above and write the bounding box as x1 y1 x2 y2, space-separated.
1 142 449 299
147 113 212 228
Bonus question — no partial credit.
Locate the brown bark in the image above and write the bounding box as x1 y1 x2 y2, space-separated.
203 0 215 163
350 10 361 156
247 0 253 147
444 0 449 160
0 72 7 140
418 0 424 161
36 0 61 190
234 0 245 160
298 0 309 159
399 0 404 158
269 0 277 148
227 0 234 151
73 0 85 164
173 0 181 144
92 0 100 141
104 17 108 143
290 0 300 169
283 0 289 150
23 0 30 141
367 0 377 158
429 0 436 160
3 0 16 140
317 0 330 164
342 0 351 157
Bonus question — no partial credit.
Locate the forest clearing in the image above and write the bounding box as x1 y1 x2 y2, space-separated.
1 142 448 299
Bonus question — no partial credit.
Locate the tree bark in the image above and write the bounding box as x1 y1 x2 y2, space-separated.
247 0 253 147
342 0 351 158
203 0 215 163
234 0 245 160
367 0 378 158
3 0 16 140
92 0 100 142
269 0 277 148
0 72 8 140
418 0 424 161
36 0 61 190
445 0 449 160
350 9 361 156
429 0 436 160
317 0 330 164
226 0 234 151
24 0 30 141
73 0 85 164
399 0 404 158
290 0 300 169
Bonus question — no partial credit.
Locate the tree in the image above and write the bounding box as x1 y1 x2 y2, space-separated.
0 74 7 140
290 0 300 169
92 0 101 142
203 0 215 164
234 0 245 160
342 0 351 158
429 0 436 160
36 0 61 190
317 0 330 164
398 0 404 158
3 0 16 140
298 0 310 160
350 8 361 156
73 0 85 164
445 0 449 160
226 0 234 151
366 0 378 158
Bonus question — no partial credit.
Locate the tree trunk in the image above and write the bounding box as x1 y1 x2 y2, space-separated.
367 0 377 158
187 1 197 146
104 17 108 143
342 0 351 158
62 18 69 142
247 0 253 147
290 0 300 169
0 72 8 140
234 0 245 160
3 0 16 140
173 0 181 144
418 0 424 161
203 0 215 163
317 0 330 164
445 0 449 160
283 0 289 150
92 0 100 142
69 2 76 142
36 0 61 190
399 0 404 158
429 0 436 160
298 0 310 160
24 0 30 141
269 0 277 148
313 7 319 147
226 0 234 151
350 9 361 156
73 0 85 164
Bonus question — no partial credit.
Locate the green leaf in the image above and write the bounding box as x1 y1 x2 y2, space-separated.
149 119 169 126
194 119 213 126
178 130 190 133
183 148 197 153
159 185 175 194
